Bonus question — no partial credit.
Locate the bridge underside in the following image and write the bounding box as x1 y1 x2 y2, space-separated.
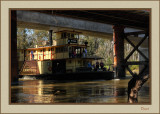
11 10 149 83
17 10 148 48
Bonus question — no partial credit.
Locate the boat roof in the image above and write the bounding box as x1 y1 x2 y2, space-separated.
54 30 82 34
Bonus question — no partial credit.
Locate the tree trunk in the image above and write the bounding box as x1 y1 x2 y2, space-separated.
128 74 149 103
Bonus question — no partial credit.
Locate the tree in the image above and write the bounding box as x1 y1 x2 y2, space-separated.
17 28 31 49
128 73 149 103
80 35 114 65
33 30 49 46
17 28 49 49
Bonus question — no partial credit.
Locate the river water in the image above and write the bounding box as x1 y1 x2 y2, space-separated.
11 78 150 104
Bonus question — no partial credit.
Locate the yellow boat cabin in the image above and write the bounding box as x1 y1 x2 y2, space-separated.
17 30 102 76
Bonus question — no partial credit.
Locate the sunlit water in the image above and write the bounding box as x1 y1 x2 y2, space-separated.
11 77 150 104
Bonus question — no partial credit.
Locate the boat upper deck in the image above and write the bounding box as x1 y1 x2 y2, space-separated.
17 30 93 61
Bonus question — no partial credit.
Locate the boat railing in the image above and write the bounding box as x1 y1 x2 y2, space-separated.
66 66 75 73
21 53 55 61
52 38 85 46
69 53 83 58
76 67 92 72
66 66 91 73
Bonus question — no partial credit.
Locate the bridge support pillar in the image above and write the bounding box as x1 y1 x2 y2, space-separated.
49 30 53 46
113 25 125 78
11 10 18 83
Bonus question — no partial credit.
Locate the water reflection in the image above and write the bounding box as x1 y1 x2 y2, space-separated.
11 79 150 103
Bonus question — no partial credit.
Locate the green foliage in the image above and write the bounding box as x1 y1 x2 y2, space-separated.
33 30 49 46
106 57 112 64
17 28 32 49
80 35 114 66
129 65 139 71
17 28 49 49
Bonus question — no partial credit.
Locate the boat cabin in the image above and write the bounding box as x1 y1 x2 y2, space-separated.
18 30 99 75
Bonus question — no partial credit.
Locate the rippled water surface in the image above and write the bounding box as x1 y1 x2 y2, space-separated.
11 78 150 104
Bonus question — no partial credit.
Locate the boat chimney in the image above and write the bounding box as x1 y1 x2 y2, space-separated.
49 30 53 46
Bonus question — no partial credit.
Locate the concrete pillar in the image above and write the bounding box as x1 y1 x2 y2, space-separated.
11 10 18 83
113 25 125 78
49 30 53 46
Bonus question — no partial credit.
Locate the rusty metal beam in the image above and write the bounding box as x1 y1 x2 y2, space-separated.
124 35 149 61
124 34 148 62
126 64 148 77
125 31 145 36
113 25 125 78
126 66 134 76
125 61 148 65
139 65 149 76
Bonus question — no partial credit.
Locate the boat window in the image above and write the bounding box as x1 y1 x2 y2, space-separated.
61 47 64 52
64 47 68 52
69 60 72 63
55 47 68 53
61 32 67 39
58 48 61 53
51 48 54 51
40 50 42 52
83 60 87 66
61 33 64 39
67 33 70 38
75 34 79 39
71 33 74 38
76 48 80 54
60 48 62 52
56 48 59 53
78 60 81 64
64 32 67 38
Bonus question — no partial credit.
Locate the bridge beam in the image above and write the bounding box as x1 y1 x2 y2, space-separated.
124 33 149 77
17 11 149 48
113 25 125 78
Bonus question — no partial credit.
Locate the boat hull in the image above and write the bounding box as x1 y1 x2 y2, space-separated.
19 71 114 81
